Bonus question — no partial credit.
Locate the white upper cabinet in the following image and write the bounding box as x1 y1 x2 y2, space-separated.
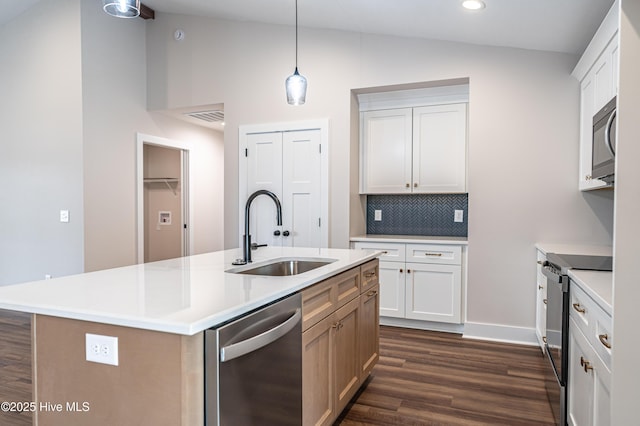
360 103 467 194
412 104 467 193
360 108 413 193
572 1 619 191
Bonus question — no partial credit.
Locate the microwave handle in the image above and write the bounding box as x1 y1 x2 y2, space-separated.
605 109 617 157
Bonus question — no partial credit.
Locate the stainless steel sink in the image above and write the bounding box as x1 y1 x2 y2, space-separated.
228 258 336 276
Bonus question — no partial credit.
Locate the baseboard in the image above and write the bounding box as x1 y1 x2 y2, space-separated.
462 321 538 346
379 317 464 334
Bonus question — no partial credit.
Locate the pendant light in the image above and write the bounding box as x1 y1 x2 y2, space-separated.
285 0 307 105
103 0 141 18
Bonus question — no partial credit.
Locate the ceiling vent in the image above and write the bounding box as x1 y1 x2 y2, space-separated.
183 110 225 124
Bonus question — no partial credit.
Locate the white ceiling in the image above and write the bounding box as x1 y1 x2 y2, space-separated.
0 0 614 55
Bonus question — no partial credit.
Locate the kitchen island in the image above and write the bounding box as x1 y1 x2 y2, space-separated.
0 247 379 426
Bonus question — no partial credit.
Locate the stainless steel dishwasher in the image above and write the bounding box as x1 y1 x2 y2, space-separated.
205 293 302 425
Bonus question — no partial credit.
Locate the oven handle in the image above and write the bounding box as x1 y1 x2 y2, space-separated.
220 308 301 362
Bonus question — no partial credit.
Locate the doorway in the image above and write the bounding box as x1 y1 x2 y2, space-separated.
136 133 192 263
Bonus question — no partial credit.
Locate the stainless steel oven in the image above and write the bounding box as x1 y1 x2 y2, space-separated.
541 253 612 426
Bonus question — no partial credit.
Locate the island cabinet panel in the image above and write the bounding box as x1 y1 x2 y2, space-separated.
32 315 203 426
301 259 380 426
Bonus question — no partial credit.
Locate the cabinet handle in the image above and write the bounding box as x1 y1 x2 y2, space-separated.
399 268 403 273
406 183 410 188
580 356 593 373
537 260 544 265
381 251 388 254
538 285 544 290
599 333 612 349
543 299 548 305
586 175 592 181
572 303 586 314
367 290 378 297
407 269 411 274
424 253 443 257
414 182 418 187
542 336 547 343
364 272 376 278
332 322 343 330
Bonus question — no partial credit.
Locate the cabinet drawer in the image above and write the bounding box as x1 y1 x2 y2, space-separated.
569 283 594 339
360 259 379 294
406 244 461 265
593 303 612 367
302 267 360 331
352 242 405 262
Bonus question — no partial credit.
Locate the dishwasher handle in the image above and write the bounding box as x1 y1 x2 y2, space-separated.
220 308 301 362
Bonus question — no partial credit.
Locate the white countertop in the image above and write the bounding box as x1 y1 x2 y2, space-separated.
351 235 468 245
569 269 613 314
0 247 379 336
535 243 612 256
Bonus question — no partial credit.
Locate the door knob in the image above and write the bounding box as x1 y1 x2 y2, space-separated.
283 230 290 237
273 230 281 236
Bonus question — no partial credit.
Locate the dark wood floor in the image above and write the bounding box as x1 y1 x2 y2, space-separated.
335 326 555 426
0 310 32 426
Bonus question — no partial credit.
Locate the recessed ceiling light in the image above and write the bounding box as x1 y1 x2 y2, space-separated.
462 0 486 10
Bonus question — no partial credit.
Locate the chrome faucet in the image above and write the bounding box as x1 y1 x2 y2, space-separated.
233 190 282 265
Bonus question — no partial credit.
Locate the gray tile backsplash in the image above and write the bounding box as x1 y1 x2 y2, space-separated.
366 194 468 237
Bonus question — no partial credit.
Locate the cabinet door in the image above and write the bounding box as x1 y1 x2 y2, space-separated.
359 284 380 380
405 262 462 323
282 129 322 248
246 132 283 247
378 261 405 318
360 108 413 193
412 104 467 193
334 297 361 414
568 319 594 426
302 314 335 426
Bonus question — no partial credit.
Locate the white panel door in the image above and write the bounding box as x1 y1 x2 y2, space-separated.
282 129 322 248
412 103 467 193
360 108 413 193
378 261 405 318
405 262 461 323
246 132 283 248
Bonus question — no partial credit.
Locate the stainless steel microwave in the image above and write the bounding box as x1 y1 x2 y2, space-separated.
592 96 616 184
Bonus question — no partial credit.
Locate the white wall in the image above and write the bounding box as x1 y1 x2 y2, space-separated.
80 1 225 272
0 1 225 285
0 0 85 285
146 15 614 331
611 0 640 423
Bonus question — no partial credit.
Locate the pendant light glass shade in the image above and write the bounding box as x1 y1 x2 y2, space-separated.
285 0 307 105
103 0 140 18
286 68 307 105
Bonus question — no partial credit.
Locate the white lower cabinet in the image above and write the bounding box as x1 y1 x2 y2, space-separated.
567 283 612 426
352 241 464 324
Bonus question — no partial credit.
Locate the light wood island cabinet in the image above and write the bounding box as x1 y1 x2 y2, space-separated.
301 259 380 426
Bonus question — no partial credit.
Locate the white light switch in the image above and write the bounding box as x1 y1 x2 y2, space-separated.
454 210 464 223
60 210 69 223
374 210 382 221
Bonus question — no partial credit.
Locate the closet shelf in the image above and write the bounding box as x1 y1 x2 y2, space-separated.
144 178 179 196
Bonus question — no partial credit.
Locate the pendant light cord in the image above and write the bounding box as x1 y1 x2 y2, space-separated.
295 0 299 69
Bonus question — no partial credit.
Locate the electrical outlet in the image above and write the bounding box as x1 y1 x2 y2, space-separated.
454 210 464 223
85 333 118 366
60 210 69 223
374 210 382 221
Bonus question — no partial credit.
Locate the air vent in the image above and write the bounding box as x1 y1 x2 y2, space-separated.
184 110 224 123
